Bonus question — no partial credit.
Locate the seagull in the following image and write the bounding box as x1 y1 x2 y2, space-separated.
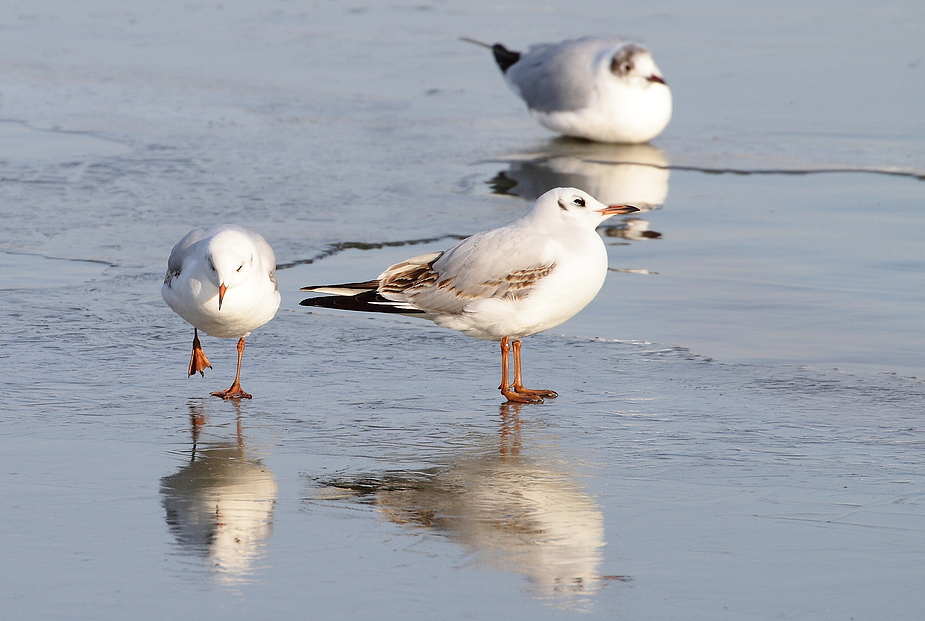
462 36 672 144
300 188 639 403
162 224 280 399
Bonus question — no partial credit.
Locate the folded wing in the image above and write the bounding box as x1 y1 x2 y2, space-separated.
300 228 558 316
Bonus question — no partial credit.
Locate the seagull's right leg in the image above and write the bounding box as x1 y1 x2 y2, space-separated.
511 339 557 400
188 328 212 377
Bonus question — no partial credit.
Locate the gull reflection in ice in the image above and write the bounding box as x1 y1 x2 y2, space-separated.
160 401 278 585
489 139 670 210
601 217 662 240
314 404 625 608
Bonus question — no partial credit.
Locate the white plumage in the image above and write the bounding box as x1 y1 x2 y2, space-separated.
162 224 280 399
466 36 672 144
301 188 638 403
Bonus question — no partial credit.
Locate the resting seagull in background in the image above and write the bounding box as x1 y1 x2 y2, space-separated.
300 188 639 403
462 36 672 144
162 224 280 399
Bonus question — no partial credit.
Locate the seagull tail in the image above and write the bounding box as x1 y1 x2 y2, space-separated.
299 280 379 296
459 37 521 73
300 289 426 315
490 44 521 73
459 36 493 49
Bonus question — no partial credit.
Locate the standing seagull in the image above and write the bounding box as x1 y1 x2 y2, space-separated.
463 36 672 144
300 188 638 403
162 225 280 399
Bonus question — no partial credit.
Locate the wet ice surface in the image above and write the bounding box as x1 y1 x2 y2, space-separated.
2 1 925 619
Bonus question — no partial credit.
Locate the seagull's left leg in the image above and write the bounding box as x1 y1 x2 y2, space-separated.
511 339 558 400
501 337 544 403
211 337 253 399
499 337 543 403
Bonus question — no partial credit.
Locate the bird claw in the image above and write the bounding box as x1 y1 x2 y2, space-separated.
501 386 556 404
519 388 558 399
187 333 212 377
210 383 252 400
502 390 544 404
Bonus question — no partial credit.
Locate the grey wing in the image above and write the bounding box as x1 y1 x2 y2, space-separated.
166 228 206 267
506 37 617 113
243 228 279 292
164 226 213 283
243 228 277 270
385 228 558 314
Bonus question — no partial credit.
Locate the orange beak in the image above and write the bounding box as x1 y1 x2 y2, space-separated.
597 204 641 216
218 283 227 310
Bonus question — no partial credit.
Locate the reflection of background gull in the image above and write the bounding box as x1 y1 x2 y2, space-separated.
314 406 624 607
489 140 670 209
160 403 277 585
602 217 662 240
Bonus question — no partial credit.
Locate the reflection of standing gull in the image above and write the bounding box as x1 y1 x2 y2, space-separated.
314 406 623 606
490 141 670 209
160 405 277 584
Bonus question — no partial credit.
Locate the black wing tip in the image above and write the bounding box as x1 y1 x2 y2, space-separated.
491 43 521 73
299 293 426 315
299 295 364 309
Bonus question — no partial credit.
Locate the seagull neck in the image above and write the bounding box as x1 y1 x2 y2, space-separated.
511 210 557 231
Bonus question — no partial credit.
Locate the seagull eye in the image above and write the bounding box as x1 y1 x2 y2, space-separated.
236 265 243 272
573 197 586 207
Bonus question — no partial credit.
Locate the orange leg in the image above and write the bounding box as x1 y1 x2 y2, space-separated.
499 336 510 389
511 339 557 400
499 337 545 404
211 337 253 400
188 328 212 377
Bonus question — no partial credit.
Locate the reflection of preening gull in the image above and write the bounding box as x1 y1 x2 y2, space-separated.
464 36 672 143
300 188 638 403
160 442 278 584
162 224 280 399
491 141 670 208
319 455 607 603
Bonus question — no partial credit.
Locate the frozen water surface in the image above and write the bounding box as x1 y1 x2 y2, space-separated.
1 1 924 619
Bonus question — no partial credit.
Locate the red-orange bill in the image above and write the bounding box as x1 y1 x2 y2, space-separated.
597 204 641 216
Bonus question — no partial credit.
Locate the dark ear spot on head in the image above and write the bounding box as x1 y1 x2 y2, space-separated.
611 56 633 75
558 199 568 211
611 44 643 76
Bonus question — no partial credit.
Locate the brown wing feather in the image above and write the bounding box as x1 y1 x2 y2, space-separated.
303 230 558 316
380 255 557 314
379 254 441 295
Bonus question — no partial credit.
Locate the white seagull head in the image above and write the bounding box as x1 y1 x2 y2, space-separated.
604 43 666 90
203 228 264 310
525 187 640 231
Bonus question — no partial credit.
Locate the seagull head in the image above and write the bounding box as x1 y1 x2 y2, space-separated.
528 187 640 230
608 44 667 89
204 229 261 310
